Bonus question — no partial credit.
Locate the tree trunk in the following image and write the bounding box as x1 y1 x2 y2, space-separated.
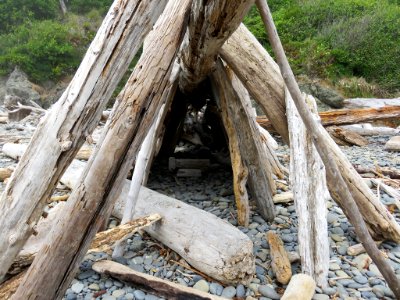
211 59 276 222
220 24 289 143
0 0 168 281
13 1 191 299
286 92 329 288
179 0 254 93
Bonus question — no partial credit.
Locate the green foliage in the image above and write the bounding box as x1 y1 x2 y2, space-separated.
68 0 113 15
244 0 400 93
0 20 82 82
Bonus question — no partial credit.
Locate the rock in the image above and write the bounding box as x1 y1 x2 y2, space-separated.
88 283 100 291
368 264 382 277
300 82 344 108
258 285 281 299
312 294 330 300
193 280 209 293
353 254 372 270
112 289 126 298
71 282 84 294
134 290 146 300
0 76 6 105
236 284 246 298
329 263 341 271
102 296 116 300
385 136 400 151
5 67 41 109
210 282 224 296
221 286 237 299
353 275 368 284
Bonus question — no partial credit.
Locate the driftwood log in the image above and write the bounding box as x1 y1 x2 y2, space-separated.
257 106 400 131
211 59 275 222
0 0 169 281
286 92 329 287
92 260 225 300
13 1 191 299
266 232 292 285
281 274 316 300
326 126 369 147
220 24 288 143
341 124 399 136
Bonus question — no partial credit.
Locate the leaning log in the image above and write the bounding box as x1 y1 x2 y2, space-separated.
13 1 191 299
211 59 275 222
93 261 225 300
5 144 255 285
220 24 289 143
0 0 169 281
257 106 400 131
286 92 329 287
179 0 254 93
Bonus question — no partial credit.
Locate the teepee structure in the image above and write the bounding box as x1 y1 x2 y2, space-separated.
0 0 399 298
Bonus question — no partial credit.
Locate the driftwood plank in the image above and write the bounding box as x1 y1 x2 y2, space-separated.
0 0 169 281
92 260 225 300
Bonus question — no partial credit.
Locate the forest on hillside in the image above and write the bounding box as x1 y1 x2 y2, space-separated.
0 0 399 98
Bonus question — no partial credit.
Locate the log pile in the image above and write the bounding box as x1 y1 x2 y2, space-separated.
0 0 400 298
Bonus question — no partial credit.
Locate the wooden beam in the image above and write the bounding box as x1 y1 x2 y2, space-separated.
211 59 275 222
13 1 191 299
220 24 289 143
0 0 169 281
179 0 254 93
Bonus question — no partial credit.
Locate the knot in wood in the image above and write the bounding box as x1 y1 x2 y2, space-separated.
60 140 73 151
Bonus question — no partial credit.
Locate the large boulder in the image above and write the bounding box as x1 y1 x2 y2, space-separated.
300 82 345 109
4 67 41 109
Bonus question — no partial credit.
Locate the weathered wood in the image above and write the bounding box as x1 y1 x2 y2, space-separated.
256 0 400 295
220 24 288 143
0 167 13 181
0 271 26 299
344 98 400 109
92 260 225 300
286 92 329 287
0 0 169 281
273 192 293 204
385 136 400 151
327 126 369 147
176 168 202 177
168 158 210 171
13 1 191 299
341 124 399 136
212 59 275 222
179 0 254 93
354 166 400 180
266 231 292 285
370 179 400 210
258 124 279 150
257 106 400 131
347 241 382 256
281 274 316 300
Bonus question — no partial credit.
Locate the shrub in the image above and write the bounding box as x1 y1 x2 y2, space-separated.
68 0 113 15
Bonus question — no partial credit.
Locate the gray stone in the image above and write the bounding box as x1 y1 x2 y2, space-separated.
193 280 209 293
144 295 159 300
71 282 84 294
312 294 329 300
221 286 236 299
112 289 126 298
125 293 134 300
322 287 336 296
88 283 100 291
258 285 281 299
329 263 341 271
353 275 368 284
102 296 116 300
134 290 146 300
236 284 246 298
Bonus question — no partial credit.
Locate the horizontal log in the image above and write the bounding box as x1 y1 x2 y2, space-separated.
326 126 369 147
93 260 225 300
257 106 400 131
344 98 400 109
341 124 399 136
354 166 400 180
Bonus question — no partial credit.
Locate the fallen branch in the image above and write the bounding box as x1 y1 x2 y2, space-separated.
92 260 224 300
266 232 292 284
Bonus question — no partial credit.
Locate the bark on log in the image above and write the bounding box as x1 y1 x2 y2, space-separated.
0 0 168 281
220 24 289 143
286 92 329 287
326 126 369 147
212 59 276 222
179 0 254 93
266 232 292 285
92 260 225 300
257 106 400 131
256 0 400 295
13 1 191 299
281 274 316 300
3 144 256 285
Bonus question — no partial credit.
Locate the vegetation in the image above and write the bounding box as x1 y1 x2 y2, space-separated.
0 0 399 98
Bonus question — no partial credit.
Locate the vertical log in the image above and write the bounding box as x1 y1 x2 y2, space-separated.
220 24 289 143
179 0 255 93
0 0 168 281
13 0 191 299
286 92 329 287
211 59 275 222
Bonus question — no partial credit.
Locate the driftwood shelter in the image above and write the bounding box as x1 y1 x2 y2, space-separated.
0 0 400 299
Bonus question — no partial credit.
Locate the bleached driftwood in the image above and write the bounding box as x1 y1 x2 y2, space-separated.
370 179 400 210
0 0 169 280
347 241 382 256
326 126 369 147
13 1 191 298
266 232 292 285
341 124 399 136
179 0 254 93
212 59 275 222
220 24 288 143
281 274 316 300
286 92 329 287
93 261 225 300
343 98 400 109
273 192 293 204
258 124 279 150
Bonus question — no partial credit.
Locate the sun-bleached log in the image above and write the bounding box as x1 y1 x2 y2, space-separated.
92 261 225 300
211 59 275 222
266 231 292 285
341 124 399 136
281 274 316 300
179 0 254 93
220 24 288 143
286 92 329 287
13 1 191 299
0 0 169 281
